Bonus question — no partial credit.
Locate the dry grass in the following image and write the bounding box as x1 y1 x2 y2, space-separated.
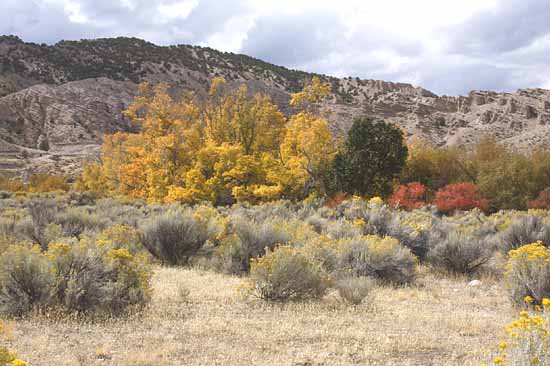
6 266 513 366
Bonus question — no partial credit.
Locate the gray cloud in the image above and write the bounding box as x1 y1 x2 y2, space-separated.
1 0 550 95
447 0 550 55
0 0 250 45
241 11 346 67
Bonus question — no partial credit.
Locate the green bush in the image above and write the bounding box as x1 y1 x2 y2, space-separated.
339 235 416 285
505 241 550 306
427 232 491 275
140 210 207 265
243 245 329 301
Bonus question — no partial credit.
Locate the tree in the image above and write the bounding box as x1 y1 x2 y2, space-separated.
277 76 335 198
401 138 474 190
79 77 336 205
331 117 408 197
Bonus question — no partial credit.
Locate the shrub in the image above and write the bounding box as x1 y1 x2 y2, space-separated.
339 236 416 285
0 239 151 315
0 191 12 199
98 224 144 255
140 210 207 265
27 173 69 192
54 207 107 237
324 192 349 209
219 216 292 274
482 299 550 366
243 245 329 301
427 232 491 275
496 215 550 253
355 204 430 259
0 245 55 315
335 276 374 305
25 198 59 249
505 242 550 306
48 240 151 313
528 188 550 209
388 182 427 210
0 321 27 365
324 219 362 240
435 182 489 214
67 191 97 206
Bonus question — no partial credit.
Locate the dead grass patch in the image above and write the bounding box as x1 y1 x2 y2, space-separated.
7 266 513 366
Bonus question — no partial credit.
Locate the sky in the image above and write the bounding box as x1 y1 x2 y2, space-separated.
2 0 550 96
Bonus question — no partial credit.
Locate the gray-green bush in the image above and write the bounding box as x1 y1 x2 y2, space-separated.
221 216 292 274
335 276 374 305
339 236 416 285
0 245 55 315
427 232 491 275
246 245 328 301
140 210 207 265
496 215 550 253
0 240 151 316
55 207 108 237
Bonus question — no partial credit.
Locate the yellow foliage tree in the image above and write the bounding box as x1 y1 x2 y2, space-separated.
78 77 336 204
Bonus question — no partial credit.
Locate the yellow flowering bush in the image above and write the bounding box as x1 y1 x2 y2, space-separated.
505 241 550 306
0 237 152 315
216 216 293 274
368 196 384 206
98 224 144 255
482 297 549 366
0 321 26 366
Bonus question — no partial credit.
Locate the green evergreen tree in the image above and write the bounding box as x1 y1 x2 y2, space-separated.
331 117 408 197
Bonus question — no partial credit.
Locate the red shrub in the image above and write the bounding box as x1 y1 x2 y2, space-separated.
435 182 489 214
388 182 427 210
528 188 550 209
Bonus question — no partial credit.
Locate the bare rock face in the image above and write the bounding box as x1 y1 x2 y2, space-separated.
1 36 550 177
0 78 137 175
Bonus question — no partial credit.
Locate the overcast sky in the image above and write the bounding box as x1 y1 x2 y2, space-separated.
2 0 550 95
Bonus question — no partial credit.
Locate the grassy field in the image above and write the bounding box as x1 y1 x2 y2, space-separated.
6 266 513 366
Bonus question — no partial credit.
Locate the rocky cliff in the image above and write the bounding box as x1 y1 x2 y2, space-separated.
1 35 549 177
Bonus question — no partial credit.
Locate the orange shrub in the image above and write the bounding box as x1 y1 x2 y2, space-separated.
325 192 350 208
434 182 488 214
388 182 427 210
528 188 550 209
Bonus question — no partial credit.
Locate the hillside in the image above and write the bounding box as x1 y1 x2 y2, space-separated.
1 35 550 176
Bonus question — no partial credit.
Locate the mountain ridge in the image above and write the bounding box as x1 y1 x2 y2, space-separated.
1 35 550 177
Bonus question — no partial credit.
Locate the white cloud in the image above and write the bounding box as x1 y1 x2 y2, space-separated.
157 0 198 20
